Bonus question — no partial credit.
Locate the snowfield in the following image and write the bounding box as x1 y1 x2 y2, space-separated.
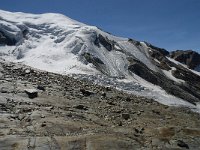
0 9 200 112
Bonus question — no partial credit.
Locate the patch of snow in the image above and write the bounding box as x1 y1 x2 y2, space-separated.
140 42 148 48
162 67 185 83
114 44 121 50
154 59 160 64
0 9 158 78
118 41 157 72
167 57 200 77
0 45 15 56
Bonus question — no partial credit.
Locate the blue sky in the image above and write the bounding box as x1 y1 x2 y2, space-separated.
0 0 200 52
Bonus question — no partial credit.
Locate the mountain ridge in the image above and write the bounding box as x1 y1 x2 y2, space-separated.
0 9 200 111
1 9 200 149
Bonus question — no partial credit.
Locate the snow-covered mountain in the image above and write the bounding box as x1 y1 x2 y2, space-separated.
0 10 200 111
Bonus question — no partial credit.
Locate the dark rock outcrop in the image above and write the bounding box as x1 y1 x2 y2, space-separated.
0 31 17 46
82 52 108 74
170 50 200 70
145 42 169 56
128 59 158 84
128 57 200 104
83 53 104 65
128 38 141 46
94 34 114 51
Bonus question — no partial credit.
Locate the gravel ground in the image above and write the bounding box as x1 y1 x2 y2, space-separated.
0 60 200 150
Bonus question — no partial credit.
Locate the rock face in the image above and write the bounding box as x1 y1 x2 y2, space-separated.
145 42 170 56
126 43 200 104
94 34 114 51
128 58 158 84
170 50 200 71
0 60 200 150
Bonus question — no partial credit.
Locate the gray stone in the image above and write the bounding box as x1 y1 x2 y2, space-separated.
24 89 38 99
122 113 130 120
177 140 189 149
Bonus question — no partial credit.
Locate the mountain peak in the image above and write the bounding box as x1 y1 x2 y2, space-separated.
0 9 85 27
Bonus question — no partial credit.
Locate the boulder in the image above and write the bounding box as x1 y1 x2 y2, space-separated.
74 105 88 110
122 113 130 120
177 140 189 149
24 89 38 99
37 85 45 91
80 89 94 96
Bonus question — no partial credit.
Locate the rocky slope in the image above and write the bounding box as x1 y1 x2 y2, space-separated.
142 43 200 105
0 59 200 149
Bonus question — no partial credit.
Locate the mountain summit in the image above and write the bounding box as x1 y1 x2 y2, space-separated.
0 10 200 110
